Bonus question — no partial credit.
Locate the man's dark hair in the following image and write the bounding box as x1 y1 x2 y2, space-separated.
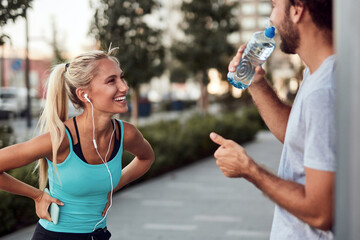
289 0 333 31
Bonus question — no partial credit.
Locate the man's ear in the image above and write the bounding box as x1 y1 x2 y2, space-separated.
290 0 305 24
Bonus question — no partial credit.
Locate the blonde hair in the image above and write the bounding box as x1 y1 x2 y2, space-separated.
36 47 119 190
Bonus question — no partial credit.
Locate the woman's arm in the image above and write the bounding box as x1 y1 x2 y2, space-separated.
0 134 51 197
0 133 64 221
114 122 154 191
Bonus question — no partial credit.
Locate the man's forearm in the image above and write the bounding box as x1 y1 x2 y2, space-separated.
248 79 291 143
246 163 306 214
245 162 333 230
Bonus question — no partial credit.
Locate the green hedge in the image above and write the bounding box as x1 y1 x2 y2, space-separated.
0 164 38 236
0 106 263 237
123 106 263 181
0 125 16 149
0 125 38 236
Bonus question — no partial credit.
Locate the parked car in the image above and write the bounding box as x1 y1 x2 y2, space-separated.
0 87 40 118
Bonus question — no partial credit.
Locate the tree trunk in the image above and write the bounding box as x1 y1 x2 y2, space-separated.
0 46 4 87
131 87 139 126
197 71 209 114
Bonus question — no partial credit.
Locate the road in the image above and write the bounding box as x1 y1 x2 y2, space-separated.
0 131 283 240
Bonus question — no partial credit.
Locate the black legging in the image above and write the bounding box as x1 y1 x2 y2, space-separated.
31 223 111 240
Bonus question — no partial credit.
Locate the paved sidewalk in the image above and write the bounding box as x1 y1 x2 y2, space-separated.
1 131 283 240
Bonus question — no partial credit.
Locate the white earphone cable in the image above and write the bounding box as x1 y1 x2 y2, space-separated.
88 98 115 232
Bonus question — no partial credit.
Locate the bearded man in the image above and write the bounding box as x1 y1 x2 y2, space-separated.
210 0 335 239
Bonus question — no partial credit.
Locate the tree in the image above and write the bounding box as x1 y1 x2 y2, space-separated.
90 0 165 124
172 0 239 112
0 34 10 46
0 0 33 35
0 0 33 87
50 17 66 64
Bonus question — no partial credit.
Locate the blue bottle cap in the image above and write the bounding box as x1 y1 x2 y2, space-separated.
264 26 275 38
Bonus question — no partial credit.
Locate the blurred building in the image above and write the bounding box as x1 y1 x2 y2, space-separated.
0 57 51 98
238 0 273 43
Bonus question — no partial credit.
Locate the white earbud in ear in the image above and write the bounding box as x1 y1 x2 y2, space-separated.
84 93 91 103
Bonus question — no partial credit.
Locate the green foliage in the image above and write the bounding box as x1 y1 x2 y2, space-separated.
172 0 239 83
90 0 165 89
0 125 38 236
123 105 263 182
169 64 189 84
0 163 38 236
0 125 15 149
0 0 33 26
50 17 66 64
0 0 33 46
0 34 10 46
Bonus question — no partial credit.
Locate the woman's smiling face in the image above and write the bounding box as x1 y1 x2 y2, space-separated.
87 58 129 115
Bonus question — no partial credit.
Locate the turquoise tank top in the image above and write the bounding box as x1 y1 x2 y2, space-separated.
39 119 123 233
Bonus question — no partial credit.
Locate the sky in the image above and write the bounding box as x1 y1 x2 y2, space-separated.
2 0 95 59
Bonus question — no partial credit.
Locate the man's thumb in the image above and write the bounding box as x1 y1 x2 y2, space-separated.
210 132 226 146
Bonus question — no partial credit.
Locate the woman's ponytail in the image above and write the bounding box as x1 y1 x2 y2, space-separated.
36 63 69 190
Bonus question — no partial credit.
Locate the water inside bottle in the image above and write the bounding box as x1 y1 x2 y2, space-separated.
227 41 275 89
246 41 275 63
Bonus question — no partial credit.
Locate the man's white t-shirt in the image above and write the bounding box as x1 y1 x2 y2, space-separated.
270 55 336 239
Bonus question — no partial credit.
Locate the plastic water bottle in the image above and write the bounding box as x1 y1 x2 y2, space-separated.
227 25 276 89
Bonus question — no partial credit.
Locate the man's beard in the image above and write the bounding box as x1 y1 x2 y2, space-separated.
278 10 300 54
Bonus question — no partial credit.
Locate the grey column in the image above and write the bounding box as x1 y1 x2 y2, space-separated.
334 0 360 239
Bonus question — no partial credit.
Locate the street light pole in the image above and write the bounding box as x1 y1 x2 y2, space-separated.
25 10 31 128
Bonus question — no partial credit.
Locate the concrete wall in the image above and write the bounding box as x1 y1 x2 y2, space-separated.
335 0 360 239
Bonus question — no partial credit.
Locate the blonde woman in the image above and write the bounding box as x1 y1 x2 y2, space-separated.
0 48 154 240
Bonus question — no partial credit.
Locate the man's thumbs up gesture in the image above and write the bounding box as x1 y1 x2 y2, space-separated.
210 132 255 178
